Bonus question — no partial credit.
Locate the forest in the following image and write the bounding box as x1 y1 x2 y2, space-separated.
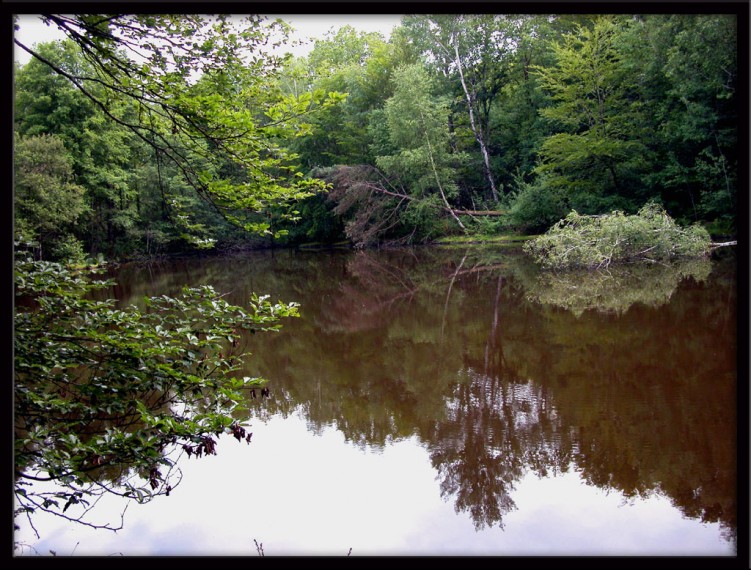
14 13 740 262
12 12 743 544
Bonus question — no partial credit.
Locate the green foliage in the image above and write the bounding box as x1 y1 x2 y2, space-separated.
399 194 446 242
321 63 470 246
490 16 555 189
275 192 346 245
403 14 516 203
14 40 141 258
506 173 568 233
613 14 737 224
14 132 89 260
283 25 398 169
467 216 507 237
13 13 738 258
523 202 712 269
377 63 466 210
703 217 736 240
14 15 346 256
533 16 652 206
49 235 88 266
14 244 299 531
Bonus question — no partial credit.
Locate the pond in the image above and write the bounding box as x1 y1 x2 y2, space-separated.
14 244 738 557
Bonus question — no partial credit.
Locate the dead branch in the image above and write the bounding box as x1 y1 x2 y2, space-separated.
321 164 506 246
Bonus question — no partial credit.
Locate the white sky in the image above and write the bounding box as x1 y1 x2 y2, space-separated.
13 14 404 65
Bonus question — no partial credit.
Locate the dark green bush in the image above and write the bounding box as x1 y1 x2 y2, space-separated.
507 178 568 233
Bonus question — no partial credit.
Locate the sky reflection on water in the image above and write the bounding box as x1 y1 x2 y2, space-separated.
16 412 734 557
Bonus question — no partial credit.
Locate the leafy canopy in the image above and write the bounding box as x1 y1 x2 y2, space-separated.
14 14 346 241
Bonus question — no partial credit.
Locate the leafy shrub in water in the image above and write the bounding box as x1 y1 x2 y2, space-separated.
524 203 712 269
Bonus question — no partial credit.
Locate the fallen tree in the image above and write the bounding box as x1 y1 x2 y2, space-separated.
327 165 506 216
320 165 506 246
523 203 721 270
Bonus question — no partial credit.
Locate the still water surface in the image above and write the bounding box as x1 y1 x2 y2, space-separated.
15 245 737 557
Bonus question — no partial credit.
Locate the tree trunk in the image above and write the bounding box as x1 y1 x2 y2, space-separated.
453 38 499 203
420 109 466 232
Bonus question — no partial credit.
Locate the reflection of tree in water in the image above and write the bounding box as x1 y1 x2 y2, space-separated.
428 249 734 536
110 247 736 540
432 372 564 530
234 249 463 448
429 273 575 530
506 250 737 542
523 258 712 316
316 249 427 333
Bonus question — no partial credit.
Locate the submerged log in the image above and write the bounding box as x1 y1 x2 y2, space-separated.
451 209 506 217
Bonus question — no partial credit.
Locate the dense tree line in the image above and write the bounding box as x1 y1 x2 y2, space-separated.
14 12 739 260
282 13 739 245
14 15 342 261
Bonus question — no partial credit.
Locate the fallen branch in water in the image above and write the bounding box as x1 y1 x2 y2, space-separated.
709 241 737 249
524 204 714 269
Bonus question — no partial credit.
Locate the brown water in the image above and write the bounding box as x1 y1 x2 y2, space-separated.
14 244 738 557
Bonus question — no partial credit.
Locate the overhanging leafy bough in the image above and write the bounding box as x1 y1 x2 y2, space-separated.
14 244 299 536
13 14 346 243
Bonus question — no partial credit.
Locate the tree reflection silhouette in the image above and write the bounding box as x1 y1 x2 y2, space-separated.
111 246 736 539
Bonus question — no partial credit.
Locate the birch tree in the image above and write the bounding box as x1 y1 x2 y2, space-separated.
403 14 512 203
377 63 467 231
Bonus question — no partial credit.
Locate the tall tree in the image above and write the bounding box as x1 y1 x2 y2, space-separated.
403 14 512 204
532 15 651 213
323 63 470 246
378 63 468 231
285 25 398 168
637 14 738 227
14 133 88 261
491 15 556 188
14 39 139 257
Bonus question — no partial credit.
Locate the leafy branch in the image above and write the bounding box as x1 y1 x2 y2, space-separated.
14 14 344 239
14 242 299 534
